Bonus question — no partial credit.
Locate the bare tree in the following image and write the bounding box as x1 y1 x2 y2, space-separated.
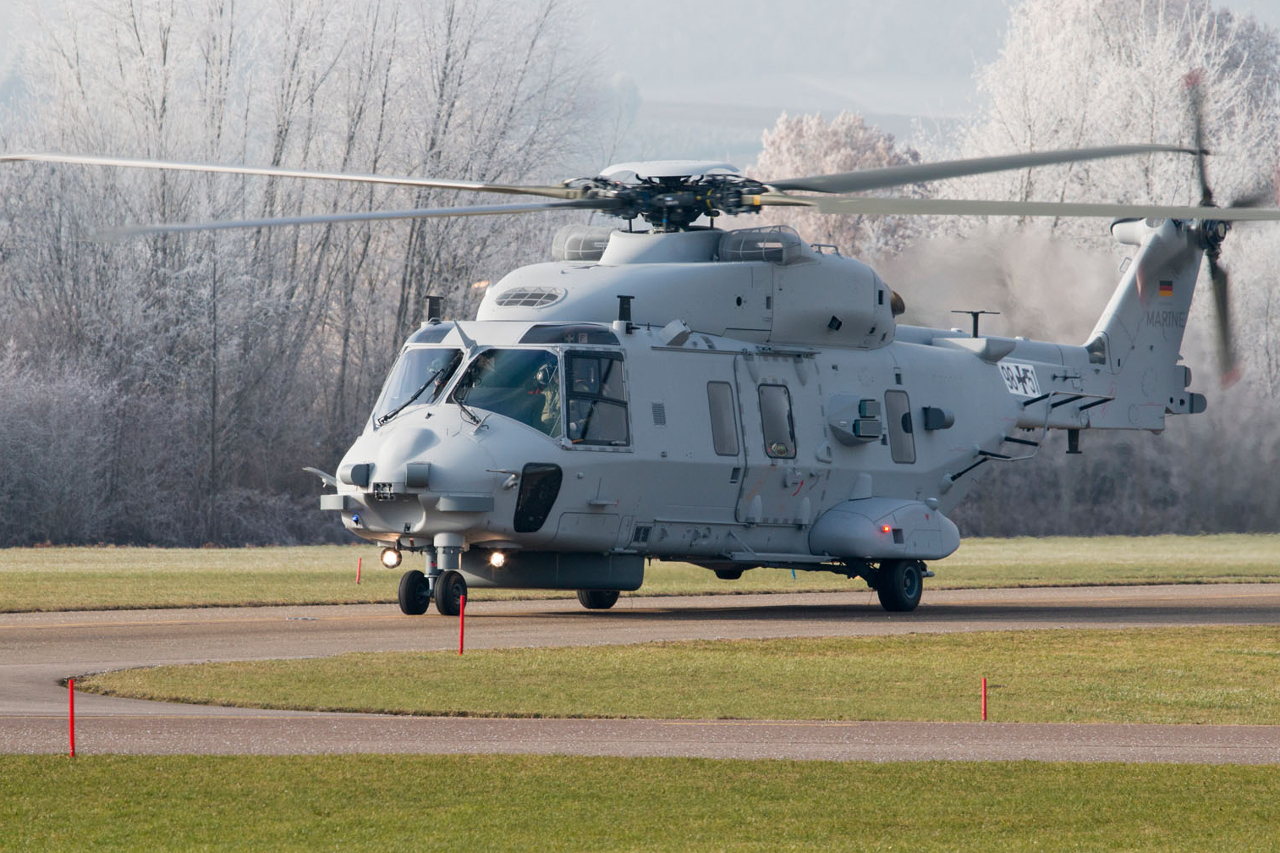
0 0 593 545
917 0 1280 535
729 111 926 263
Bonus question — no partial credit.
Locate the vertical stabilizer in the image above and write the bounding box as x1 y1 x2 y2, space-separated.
1085 218 1206 429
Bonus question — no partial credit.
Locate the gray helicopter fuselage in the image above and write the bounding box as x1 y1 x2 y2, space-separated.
326 219 1206 591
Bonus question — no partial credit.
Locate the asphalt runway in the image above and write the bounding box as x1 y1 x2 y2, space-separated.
4 584 1280 763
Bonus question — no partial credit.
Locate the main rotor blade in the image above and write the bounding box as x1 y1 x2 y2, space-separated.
98 198 617 239
1 153 583 199
768 144 1202 195
793 195 1280 221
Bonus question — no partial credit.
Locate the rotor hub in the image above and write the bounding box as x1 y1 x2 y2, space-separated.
1198 218 1229 252
573 174 770 231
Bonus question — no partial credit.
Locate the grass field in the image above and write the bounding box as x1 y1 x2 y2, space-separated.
80 626 1280 725
3 534 1280 612
3 755 1279 851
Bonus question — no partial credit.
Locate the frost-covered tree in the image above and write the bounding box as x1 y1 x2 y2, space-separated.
0 0 593 545
737 111 925 261
942 0 1280 237
911 0 1280 535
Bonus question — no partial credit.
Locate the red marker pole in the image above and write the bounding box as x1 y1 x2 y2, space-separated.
356 556 362 585
458 594 466 655
981 677 988 722
68 678 76 758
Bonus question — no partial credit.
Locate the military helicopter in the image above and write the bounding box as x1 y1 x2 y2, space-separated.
7 101 1280 616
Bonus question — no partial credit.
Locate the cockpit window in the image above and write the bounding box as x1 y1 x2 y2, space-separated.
372 347 462 426
451 349 562 437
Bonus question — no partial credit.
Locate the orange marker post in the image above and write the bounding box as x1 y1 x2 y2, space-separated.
459 594 467 655
981 677 988 722
68 678 76 758
356 556 362 585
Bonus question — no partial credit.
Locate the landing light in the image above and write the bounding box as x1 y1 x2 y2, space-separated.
489 551 506 568
381 547 402 569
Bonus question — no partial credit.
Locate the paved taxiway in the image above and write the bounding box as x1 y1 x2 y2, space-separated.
3 584 1280 762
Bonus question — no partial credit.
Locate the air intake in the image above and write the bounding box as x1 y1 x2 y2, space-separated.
552 225 615 261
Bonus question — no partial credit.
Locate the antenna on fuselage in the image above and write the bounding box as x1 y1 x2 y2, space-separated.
951 309 1000 338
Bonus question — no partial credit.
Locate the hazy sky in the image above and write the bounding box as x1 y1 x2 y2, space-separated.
581 0 1280 162
584 0 1010 119
4 0 1279 161
587 0 1280 115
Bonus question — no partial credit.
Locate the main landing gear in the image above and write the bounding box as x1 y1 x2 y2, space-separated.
576 589 619 610
865 559 927 612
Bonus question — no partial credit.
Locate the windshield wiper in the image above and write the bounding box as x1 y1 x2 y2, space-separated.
455 393 482 425
377 365 449 427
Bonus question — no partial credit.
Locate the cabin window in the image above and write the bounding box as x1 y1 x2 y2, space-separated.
884 389 916 464
566 352 630 446
707 381 739 456
759 384 796 459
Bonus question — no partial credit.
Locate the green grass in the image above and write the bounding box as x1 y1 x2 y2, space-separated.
3 534 1280 612
3 755 1279 851
81 626 1280 725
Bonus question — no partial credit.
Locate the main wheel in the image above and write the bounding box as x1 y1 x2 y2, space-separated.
434 570 467 616
576 589 620 610
397 569 430 615
876 560 924 612
714 568 743 581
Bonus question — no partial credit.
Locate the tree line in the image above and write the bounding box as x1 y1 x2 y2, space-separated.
1 0 1277 545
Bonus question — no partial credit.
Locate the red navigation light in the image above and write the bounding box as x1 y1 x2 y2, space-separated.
881 525 892 533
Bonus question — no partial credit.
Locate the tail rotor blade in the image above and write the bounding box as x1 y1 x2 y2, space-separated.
1229 186 1277 209
1206 250 1241 388
1185 71 1215 208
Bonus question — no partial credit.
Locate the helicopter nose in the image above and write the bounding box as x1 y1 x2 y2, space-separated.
407 433 498 496
336 419 503 540
371 422 442 486
352 420 499 497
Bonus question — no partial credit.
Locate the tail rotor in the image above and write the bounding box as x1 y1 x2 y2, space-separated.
1185 71 1249 388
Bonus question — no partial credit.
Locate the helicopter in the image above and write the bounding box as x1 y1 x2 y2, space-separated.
7 100 1280 617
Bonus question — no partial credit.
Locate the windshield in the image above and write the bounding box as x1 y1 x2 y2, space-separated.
451 348 561 437
372 347 463 425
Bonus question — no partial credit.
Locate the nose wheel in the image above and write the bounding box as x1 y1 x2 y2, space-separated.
397 570 430 615
398 568 468 616
434 570 467 617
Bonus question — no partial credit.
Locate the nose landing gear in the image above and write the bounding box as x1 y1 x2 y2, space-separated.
396 541 469 617
397 567 468 617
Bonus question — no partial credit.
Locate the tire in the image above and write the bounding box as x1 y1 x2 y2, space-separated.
714 569 743 581
576 589 620 610
434 570 467 616
398 570 430 616
876 560 924 612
